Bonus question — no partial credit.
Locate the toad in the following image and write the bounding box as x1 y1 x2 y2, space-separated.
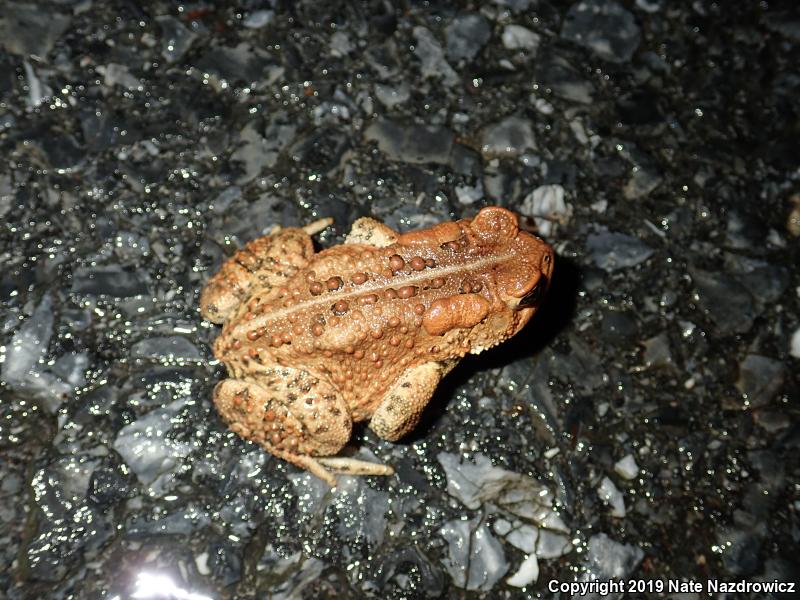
200 207 554 486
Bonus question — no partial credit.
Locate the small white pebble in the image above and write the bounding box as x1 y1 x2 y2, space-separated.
493 518 512 536
536 530 573 558
598 476 626 518
243 10 274 29
455 184 483 205
531 96 554 114
506 524 539 554
543 447 560 459
507 553 539 587
502 25 541 51
194 551 210 575
614 454 639 480
790 327 800 359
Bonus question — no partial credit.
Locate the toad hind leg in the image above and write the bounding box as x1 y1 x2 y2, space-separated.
200 218 332 324
369 361 456 441
213 371 392 487
344 217 398 247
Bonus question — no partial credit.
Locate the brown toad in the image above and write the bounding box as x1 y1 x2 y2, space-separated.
200 207 554 486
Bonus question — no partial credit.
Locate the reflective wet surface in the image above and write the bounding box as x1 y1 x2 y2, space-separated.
0 1 798 598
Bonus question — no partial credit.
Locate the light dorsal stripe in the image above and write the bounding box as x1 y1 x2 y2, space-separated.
232 252 518 336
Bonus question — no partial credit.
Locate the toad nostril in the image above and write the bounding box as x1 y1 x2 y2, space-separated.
542 253 554 275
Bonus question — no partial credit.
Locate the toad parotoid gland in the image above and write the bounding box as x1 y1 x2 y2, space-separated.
201 207 554 486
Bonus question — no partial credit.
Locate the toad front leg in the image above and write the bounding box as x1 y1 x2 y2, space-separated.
369 361 457 441
213 367 394 486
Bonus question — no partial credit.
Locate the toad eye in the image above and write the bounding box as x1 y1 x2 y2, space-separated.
519 280 544 307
